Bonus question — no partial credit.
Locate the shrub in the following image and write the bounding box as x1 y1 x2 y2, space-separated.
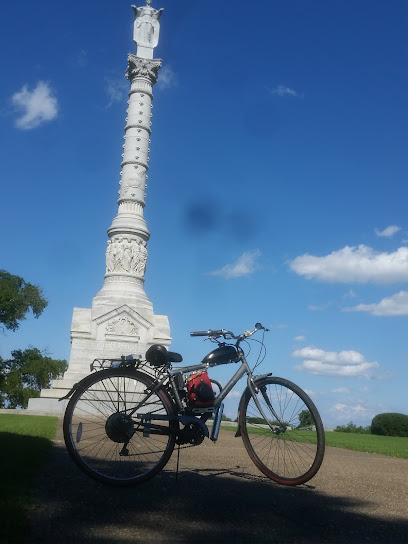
371 413 408 437
334 421 371 434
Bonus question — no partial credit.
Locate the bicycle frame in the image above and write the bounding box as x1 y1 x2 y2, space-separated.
128 348 280 440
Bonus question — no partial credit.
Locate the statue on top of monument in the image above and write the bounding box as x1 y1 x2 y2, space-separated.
132 0 163 57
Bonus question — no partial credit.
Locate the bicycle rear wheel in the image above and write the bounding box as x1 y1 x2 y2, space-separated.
63 368 177 486
239 376 325 486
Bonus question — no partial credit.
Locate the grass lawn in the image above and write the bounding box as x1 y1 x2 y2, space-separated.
0 414 58 544
324 431 408 459
221 425 408 459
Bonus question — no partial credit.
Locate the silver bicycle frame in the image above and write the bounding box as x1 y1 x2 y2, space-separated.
170 352 282 431
128 347 280 437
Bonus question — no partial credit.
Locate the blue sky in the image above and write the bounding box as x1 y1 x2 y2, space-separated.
1 0 407 425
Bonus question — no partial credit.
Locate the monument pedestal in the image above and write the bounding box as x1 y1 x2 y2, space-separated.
28 301 170 412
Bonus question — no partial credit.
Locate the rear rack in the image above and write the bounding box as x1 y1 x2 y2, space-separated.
89 355 160 378
90 354 142 372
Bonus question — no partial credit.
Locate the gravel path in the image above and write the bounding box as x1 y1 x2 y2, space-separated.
28 420 408 543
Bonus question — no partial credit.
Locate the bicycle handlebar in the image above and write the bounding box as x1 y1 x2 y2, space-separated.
190 323 269 340
190 329 227 337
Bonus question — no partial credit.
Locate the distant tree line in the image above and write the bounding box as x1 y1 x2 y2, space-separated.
334 422 371 434
334 413 408 437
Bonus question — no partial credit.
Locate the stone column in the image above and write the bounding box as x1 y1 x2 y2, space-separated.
94 55 162 313
27 2 170 413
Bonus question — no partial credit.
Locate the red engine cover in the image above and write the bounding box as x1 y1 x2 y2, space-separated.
187 370 215 407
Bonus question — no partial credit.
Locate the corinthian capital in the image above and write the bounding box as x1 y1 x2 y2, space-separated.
126 55 162 85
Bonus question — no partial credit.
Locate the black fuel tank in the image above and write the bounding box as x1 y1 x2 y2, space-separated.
202 345 238 366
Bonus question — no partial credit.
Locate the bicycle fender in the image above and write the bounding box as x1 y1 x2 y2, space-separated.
59 368 155 402
253 373 273 384
238 372 273 402
59 382 83 401
58 371 102 401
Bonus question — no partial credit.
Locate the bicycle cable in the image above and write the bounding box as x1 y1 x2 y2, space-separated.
249 329 267 373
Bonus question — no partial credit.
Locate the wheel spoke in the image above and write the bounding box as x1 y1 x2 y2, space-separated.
241 377 325 485
64 370 176 485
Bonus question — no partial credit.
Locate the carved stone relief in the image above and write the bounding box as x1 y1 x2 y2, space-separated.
105 316 139 336
106 237 148 276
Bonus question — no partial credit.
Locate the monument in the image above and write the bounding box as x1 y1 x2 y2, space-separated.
28 1 170 412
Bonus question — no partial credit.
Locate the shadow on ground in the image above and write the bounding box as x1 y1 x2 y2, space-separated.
28 440 407 544
0 432 54 544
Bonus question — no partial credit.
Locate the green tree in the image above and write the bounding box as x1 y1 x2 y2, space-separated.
298 409 314 428
0 270 48 331
371 413 408 437
0 348 67 408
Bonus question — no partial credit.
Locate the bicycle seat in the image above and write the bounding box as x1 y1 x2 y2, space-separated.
146 344 183 366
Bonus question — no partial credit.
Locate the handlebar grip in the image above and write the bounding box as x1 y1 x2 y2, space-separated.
190 329 225 337
208 329 226 337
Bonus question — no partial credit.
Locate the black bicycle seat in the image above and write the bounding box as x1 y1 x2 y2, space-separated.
146 344 183 366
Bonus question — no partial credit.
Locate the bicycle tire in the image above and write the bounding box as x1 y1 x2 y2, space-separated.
239 376 325 486
63 368 177 486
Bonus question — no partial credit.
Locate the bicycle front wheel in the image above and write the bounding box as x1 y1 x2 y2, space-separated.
239 377 325 486
63 368 177 486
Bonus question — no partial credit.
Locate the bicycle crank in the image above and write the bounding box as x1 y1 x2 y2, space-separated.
176 422 205 446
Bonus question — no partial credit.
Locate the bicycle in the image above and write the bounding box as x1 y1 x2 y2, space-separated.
62 323 325 487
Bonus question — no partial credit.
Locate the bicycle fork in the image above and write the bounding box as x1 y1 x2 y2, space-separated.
247 376 285 434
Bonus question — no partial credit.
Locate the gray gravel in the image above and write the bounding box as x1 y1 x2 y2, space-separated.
28 421 408 543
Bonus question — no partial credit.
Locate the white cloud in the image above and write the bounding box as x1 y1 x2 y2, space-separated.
290 245 408 284
345 290 408 316
292 346 380 379
104 77 129 108
270 85 302 98
294 335 306 342
209 250 261 279
12 81 58 130
330 402 374 422
375 225 401 238
157 65 177 89
332 387 351 394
